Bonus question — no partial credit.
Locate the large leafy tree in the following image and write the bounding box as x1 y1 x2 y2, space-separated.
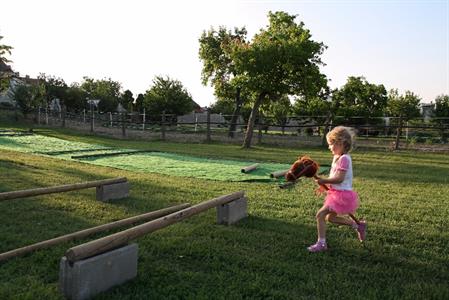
143 76 193 118
387 89 421 149
199 26 248 138
38 73 68 108
230 11 328 148
433 94 449 142
121 89 134 111
333 76 387 123
0 35 13 93
64 83 87 111
13 83 45 114
80 77 122 112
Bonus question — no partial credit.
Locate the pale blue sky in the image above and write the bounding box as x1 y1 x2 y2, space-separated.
1 0 448 106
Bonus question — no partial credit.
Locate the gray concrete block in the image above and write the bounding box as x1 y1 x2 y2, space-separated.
216 197 248 225
59 243 138 300
96 181 130 201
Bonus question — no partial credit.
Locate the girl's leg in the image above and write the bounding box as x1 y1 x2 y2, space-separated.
316 206 332 240
308 206 331 252
325 212 355 227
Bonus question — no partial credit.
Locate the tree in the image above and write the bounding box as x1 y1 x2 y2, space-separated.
199 26 248 138
37 73 68 109
433 94 449 142
80 77 122 112
143 76 193 118
333 76 387 123
264 95 292 134
65 83 87 111
229 11 328 148
134 93 144 113
13 83 45 114
0 35 13 93
387 89 421 149
121 89 134 111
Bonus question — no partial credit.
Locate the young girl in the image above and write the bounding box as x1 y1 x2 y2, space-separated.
308 126 366 252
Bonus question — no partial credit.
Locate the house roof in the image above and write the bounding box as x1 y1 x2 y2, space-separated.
0 61 13 73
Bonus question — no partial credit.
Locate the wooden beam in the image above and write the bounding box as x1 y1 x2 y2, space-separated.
0 203 190 262
0 177 127 201
65 191 245 263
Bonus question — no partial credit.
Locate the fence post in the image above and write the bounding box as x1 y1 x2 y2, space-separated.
257 117 262 144
38 106 41 125
142 108 145 131
45 106 49 125
90 104 94 133
109 112 113 127
206 109 211 143
121 112 126 137
161 111 166 141
83 109 86 123
62 105 66 128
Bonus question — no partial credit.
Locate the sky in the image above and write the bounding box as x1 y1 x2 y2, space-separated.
1 0 448 106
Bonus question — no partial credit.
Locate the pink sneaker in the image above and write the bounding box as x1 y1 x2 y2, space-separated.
307 241 328 252
356 220 367 242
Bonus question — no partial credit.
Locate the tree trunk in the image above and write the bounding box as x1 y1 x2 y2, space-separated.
394 116 403 150
228 87 242 138
321 113 332 147
242 92 266 148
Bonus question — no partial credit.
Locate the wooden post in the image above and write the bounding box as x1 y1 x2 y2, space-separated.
61 105 66 128
90 103 94 133
206 109 211 142
0 177 127 201
121 112 126 137
142 108 145 131
65 191 245 263
45 106 49 125
38 106 41 124
0 203 190 262
109 112 113 127
83 109 86 123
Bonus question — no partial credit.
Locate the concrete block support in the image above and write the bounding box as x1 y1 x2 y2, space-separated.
216 197 248 225
59 243 138 300
96 182 130 202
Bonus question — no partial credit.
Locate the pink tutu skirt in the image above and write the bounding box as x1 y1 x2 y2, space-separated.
324 189 359 214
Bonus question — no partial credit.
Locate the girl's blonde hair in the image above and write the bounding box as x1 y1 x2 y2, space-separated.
326 126 356 153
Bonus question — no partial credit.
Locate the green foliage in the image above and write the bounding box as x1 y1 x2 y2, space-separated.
387 89 421 120
143 76 194 117
121 89 134 111
0 35 13 64
333 76 387 120
0 35 13 93
64 83 87 111
434 94 449 122
433 94 449 142
134 93 144 113
37 73 68 105
13 83 45 114
80 77 122 112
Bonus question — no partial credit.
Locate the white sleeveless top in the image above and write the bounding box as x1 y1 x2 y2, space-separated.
329 154 353 190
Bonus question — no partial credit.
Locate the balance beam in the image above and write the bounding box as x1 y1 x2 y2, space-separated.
0 177 127 201
0 203 190 262
65 191 245 263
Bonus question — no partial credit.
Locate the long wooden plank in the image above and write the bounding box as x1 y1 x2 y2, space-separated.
0 177 127 201
0 203 190 262
65 191 245 263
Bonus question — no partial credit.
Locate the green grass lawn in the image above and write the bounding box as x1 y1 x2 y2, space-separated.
0 127 448 299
